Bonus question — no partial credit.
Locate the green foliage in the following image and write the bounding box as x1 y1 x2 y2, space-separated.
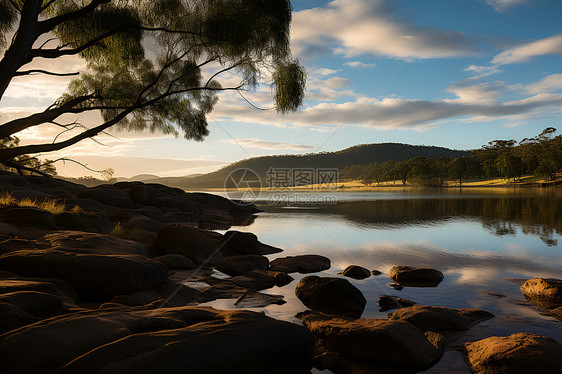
0 136 57 176
0 0 306 165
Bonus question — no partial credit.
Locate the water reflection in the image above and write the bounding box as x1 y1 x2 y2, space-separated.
206 190 562 372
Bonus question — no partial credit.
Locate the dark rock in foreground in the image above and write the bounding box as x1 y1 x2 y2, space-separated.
207 269 293 291
388 305 494 331
295 276 366 318
463 333 562 374
299 311 443 369
0 306 314 374
270 254 330 274
0 249 167 298
389 265 444 287
340 265 371 280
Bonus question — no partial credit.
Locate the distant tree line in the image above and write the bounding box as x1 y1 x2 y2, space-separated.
340 128 562 187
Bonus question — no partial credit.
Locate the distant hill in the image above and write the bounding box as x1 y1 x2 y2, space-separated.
152 143 470 189
116 174 161 182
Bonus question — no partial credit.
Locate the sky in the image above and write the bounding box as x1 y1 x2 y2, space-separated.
2 0 562 177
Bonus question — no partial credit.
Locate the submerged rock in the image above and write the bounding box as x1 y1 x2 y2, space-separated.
463 333 562 374
295 276 366 318
388 305 494 331
389 266 444 287
340 265 371 280
299 312 443 369
378 295 416 311
270 254 331 274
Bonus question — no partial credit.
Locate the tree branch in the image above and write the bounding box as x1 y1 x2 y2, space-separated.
39 0 111 34
14 69 80 77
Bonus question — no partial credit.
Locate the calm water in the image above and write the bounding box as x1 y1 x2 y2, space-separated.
203 188 562 373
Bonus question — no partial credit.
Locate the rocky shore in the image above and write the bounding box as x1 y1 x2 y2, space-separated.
0 170 560 373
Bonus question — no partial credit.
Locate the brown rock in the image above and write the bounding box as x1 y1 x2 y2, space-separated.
153 225 220 263
389 266 444 287
0 306 314 374
520 278 562 306
214 254 269 276
463 333 562 374
0 249 167 298
295 276 366 318
77 186 135 209
208 270 293 291
270 254 331 274
3 207 56 229
378 295 416 311
388 305 494 331
152 254 195 270
299 312 443 368
341 265 371 280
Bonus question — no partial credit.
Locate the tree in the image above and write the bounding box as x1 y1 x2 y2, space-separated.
448 156 468 186
495 153 523 181
0 0 305 171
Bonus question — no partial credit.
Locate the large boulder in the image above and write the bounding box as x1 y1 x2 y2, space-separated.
341 265 371 280
0 307 314 374
463 333 562 374
152 254 195 270
215 254 269 276
3 207 56 229
295 276 366 318
520 278 562 306
388 305 494 332
270 254 331 274
299 312 443 369
54 212 113 233
77 186 135 209
0 249 167 298
153 225 221 262
111 283 201 307
389 265 444 287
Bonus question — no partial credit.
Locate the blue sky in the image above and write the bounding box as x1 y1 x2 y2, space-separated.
3 0 562 177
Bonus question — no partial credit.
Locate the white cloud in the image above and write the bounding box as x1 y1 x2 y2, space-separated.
291 0 477 60
463 64 502 77
446 79 506 104
223 138 314 151
314 68 341 76
344 61 376 69
485 0 529 13
492 34 562 64
525 74 562 94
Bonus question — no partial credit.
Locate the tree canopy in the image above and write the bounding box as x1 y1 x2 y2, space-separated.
0 0 306 170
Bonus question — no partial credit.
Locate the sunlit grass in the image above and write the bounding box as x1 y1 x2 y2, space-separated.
109 222 156 244
0 192 79 214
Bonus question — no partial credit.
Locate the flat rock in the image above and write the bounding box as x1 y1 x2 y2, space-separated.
378 295 416 311
299 312 443 369
388 305 494 331
341 265 371 280
207 270 293 291
270 254 331 274
389 266 444 287
111 282 200 307
0 249 167 299
76 186 135 209
295 276 366 318
3 207 56 229
0 306 314 374
214 254 269 276
463 333 562 374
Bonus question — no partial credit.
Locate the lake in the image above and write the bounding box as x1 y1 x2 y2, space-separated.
202 188 562 373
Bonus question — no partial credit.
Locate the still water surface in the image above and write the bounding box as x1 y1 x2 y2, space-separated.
204 188 562 372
